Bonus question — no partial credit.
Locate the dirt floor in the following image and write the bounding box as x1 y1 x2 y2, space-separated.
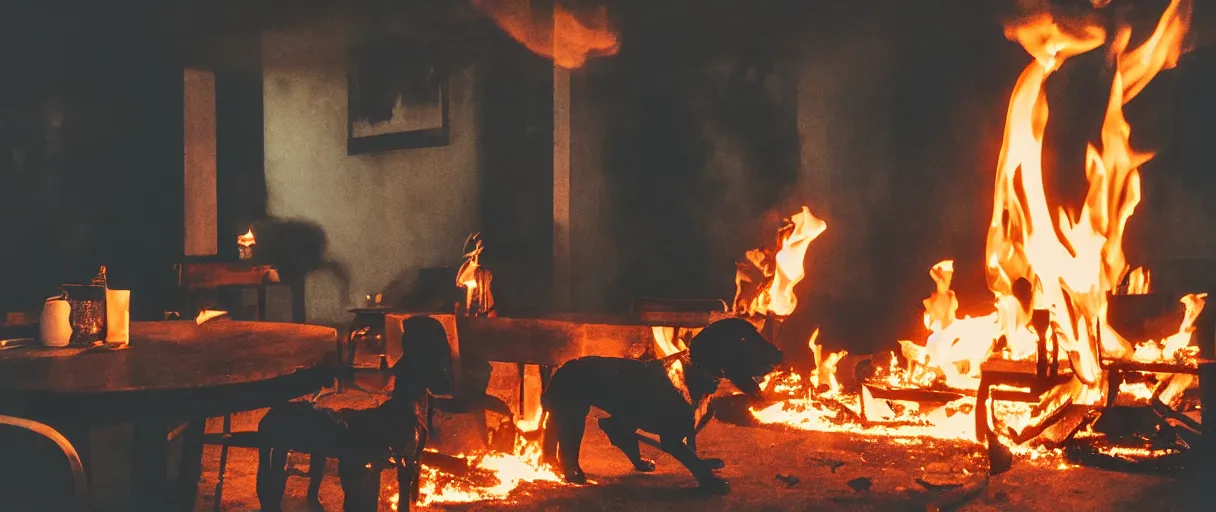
192 404 1205 512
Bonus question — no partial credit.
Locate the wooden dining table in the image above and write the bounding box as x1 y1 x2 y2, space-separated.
0 319 337 511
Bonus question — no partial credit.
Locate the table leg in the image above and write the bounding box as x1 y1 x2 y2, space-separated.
132 421 171 510
176 419 206 511
517 362 527 419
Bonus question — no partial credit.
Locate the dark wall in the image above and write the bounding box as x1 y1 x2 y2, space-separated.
213 35 269 258
0 1 183 318
477 29 556 316
577 0 805 310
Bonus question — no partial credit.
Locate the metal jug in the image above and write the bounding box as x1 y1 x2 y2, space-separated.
61 284 106 346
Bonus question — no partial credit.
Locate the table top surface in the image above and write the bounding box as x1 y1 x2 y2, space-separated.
0 320 337 395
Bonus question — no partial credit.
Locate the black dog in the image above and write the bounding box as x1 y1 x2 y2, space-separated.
257 316 452 512
540 318 782 494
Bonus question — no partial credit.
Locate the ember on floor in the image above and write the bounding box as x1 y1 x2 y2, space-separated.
2 0 1216 511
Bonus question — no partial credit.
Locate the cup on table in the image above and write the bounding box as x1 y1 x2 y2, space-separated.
40 296 72 347
105 289 131 346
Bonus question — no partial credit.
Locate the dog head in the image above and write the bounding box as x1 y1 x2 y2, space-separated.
395 315 454 397
687 318 783 396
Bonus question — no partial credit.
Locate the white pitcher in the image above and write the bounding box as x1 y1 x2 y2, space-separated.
40 296 72 347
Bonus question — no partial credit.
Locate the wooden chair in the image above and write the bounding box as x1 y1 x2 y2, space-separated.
974 309 1076 444
321 307 396 397
0 415 91 512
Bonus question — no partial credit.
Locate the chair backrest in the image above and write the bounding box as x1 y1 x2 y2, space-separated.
175 261 279 321
0 415 90 512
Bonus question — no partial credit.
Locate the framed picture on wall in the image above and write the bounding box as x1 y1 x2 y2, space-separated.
347 37 450 155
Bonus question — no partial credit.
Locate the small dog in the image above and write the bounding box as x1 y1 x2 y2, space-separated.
540 318 782 494
257 316 452 512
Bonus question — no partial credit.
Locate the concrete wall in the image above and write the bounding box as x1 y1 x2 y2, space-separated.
262 20 479 325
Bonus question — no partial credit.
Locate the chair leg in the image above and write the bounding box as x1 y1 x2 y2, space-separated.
1106 369 1122 409
517 362 527 420
213 414 232 512
975 376 992 444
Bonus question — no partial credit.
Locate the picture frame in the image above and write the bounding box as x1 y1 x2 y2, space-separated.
347 37 450 155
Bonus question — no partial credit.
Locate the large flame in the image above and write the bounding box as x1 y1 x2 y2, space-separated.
752 0 1197 451
472 0 620 69
986 0 1191 390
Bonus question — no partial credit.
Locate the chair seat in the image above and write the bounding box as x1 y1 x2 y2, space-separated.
1103 359 1199 375
980 357 1073 376
979 357 1075 403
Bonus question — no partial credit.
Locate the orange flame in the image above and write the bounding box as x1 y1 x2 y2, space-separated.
987 0 1191 390
1126 266 1151 294
472 0 620 69
734 206 827 317
237 227 256 247
456 233 495 315
391 405 567 508
1133 293 1207 365
808 328 847 394
651 326 691 358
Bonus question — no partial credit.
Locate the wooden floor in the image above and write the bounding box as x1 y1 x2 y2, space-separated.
189 407 1202 512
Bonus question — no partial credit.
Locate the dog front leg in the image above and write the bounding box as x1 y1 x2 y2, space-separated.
687 414 725 470
658 435 730 495
598 416 656 472
338 459 381 512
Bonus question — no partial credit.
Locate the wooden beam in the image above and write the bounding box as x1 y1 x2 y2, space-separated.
553 65 572 311
183 68 218 257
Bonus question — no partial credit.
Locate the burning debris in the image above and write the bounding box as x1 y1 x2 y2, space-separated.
746 0 1205 476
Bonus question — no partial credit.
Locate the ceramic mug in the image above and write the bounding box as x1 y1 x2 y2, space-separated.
40 297 73 347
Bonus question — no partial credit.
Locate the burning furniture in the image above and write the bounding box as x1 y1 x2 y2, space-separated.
974 308 1077 446
745 0 1214 480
